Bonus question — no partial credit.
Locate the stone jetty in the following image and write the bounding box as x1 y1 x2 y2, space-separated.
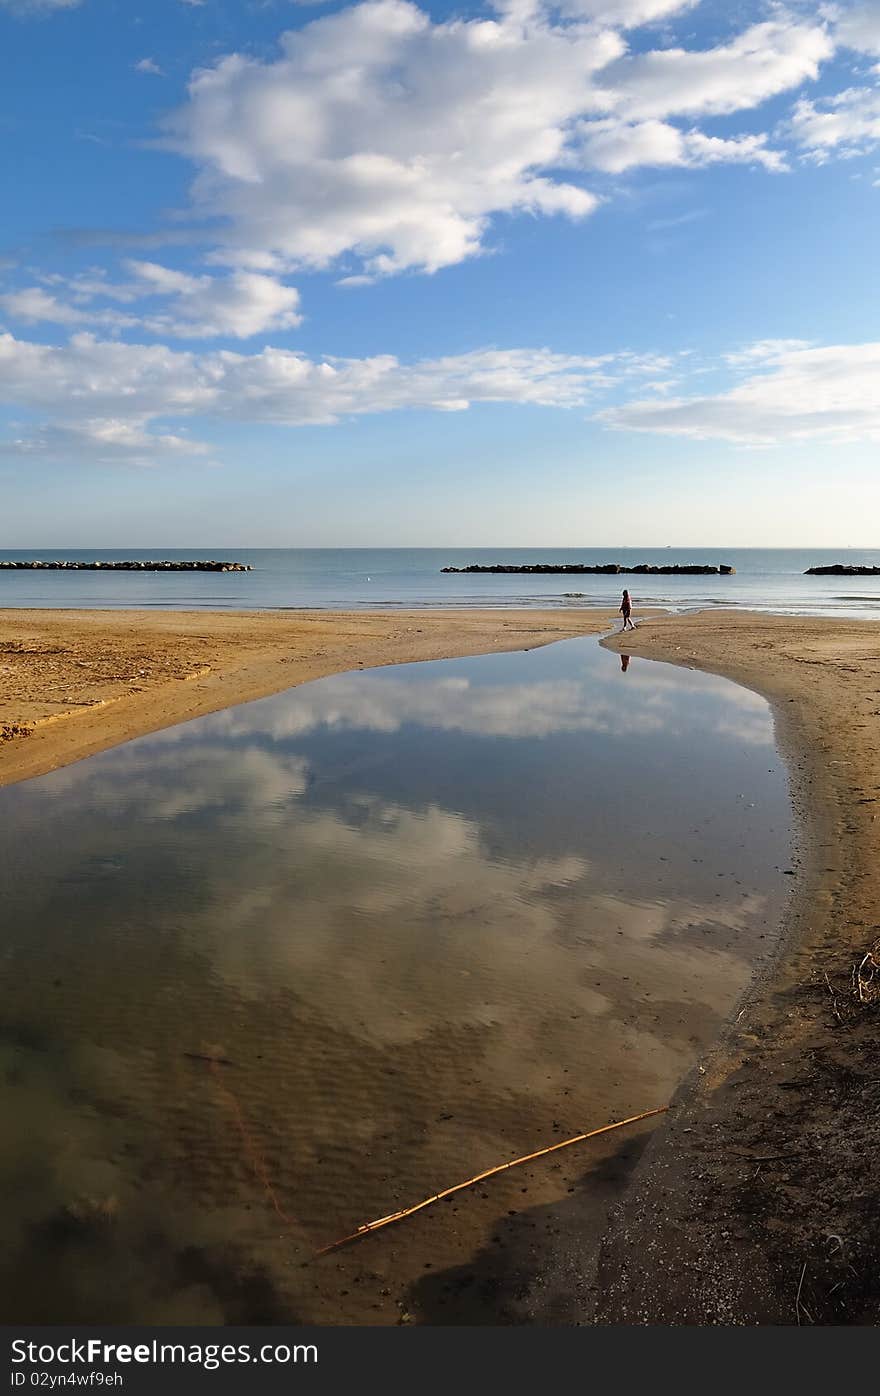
804 564 880 576
441 562 736 575
0 560 252 572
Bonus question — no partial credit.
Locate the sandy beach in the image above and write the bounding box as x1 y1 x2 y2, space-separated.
2 605 878 1324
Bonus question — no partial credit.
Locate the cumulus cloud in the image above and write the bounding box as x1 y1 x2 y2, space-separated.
162 2 816 279
135 58 164 77
789 83 880 158
164 0 614 277
0 330 664 462
600 341 880 444
126 262 303 338
594 19 832 122
578 118 786 173
568 17 830 175
0 264 302 339
0 0 853 327
1 1 837 317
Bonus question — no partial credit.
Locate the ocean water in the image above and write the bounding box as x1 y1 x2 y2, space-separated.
2 547 880 617
0 638 789 1323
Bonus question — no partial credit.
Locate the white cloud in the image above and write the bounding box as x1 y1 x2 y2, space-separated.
568 15 832 178
600 341 880 444
0 330 665 462
0 0 81 12
5 322 877 463
835 1 880 56
126 262 303 338
3 419 210 467
165 0 615 277
0 287 93 327
789 83 880 158
594 19 833 122
163 2 823 280
578 118 786 173
723 338 814 365
555 0 696 23
135 58 165 77
0 286 136 330
2 2 841 314
0 265 303 340
21 324 876 459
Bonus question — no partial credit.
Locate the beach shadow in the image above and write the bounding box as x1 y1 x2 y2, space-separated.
405 1130 651 1326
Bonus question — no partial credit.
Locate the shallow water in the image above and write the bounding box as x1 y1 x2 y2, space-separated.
0 638 790 1323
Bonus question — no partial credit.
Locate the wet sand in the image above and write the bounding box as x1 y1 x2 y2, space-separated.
2 605 879 1324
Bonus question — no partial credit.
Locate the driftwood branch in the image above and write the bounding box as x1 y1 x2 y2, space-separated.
315 1105 667 1258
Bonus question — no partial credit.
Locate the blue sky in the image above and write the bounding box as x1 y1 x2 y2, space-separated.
1 0 879 546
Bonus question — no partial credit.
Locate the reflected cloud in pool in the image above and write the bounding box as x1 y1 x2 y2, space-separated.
0 638 790 1323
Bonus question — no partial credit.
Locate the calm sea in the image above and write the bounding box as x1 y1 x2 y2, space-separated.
2 547 880 617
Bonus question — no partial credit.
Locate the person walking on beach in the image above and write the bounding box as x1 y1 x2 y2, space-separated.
620 589 635 631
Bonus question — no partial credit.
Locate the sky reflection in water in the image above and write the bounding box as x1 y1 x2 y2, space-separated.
0 638 790 1323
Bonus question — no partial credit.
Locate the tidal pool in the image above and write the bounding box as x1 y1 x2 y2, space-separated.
0 638 790 1323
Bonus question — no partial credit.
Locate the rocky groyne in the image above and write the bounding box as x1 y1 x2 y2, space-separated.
441 562 736 575
804 564 880 576
0 560 252 572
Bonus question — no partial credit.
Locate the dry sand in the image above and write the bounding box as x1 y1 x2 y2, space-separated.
1 604 878 1324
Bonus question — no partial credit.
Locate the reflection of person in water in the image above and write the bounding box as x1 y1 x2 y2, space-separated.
620 589 635 631
620 654 630 672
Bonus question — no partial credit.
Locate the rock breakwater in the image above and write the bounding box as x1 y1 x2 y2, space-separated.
0 560 252 572
441 562 736 575
804 564 880 576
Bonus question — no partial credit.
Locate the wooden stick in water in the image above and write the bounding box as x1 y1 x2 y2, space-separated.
315 1105 667 1257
